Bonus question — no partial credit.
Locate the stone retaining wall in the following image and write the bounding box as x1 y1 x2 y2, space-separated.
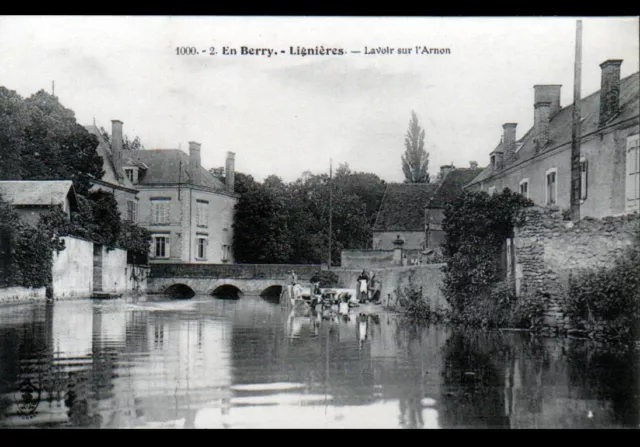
514 206 639 332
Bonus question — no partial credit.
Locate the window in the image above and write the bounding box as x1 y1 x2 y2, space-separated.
221 244 229 263
488 186 496 195
152 235 170 258
196 236 207 260
126 200 138 223
627 134 640 212
519 179 529 199
546 168 557 205
125 168 134 183
491 155 496 170
580 157 588 201
151 199 170 224
196 200 208 227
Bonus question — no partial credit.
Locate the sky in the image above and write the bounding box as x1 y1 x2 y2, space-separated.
1 16 638 183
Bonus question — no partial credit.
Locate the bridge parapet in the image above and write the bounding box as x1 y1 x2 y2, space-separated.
150 263 323 280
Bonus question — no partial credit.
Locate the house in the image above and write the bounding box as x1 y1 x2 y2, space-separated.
129 141 238 264
0 180 78 226
84 121 141 223
84 120 239 264
425 163 484 250
372 182 440 257
465 59 640 219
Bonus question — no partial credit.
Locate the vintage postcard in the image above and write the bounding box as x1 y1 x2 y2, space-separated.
0 16 638 429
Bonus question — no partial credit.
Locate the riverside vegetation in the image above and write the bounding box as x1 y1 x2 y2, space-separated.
398 188 640 344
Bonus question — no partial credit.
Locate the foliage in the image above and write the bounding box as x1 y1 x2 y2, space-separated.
118 220 152 265
0 193 67 289
0 89 104 195
231 167 385 265
565 233 640 340
401 111 430 183
509 291 546 330
398 288 432 323
67 190 122 249
442 188 533 316
99 127 145 151
232 186 293 263
309 270 339 288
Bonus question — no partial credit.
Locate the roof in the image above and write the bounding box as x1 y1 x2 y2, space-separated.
467 71 640 188
427 168 485 209
0 180 78 210
373 183 439 232
84 124 138 190
132 149 228 191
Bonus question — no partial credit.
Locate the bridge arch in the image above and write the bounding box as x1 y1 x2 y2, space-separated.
211 284 243 300
164 283 196 299
260 284 283 303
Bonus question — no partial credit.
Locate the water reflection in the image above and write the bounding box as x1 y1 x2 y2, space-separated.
0 295 637 428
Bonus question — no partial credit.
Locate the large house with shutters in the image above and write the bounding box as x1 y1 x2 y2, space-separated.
88 120 239 264
465 59 639 218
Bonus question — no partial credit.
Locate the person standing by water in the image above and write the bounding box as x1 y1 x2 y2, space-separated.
357 270 369 303
288 270 298 301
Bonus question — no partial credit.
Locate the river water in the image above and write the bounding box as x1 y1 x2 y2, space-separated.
0 294 637 429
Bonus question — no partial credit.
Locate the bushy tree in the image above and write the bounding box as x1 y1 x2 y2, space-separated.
401 111 430 183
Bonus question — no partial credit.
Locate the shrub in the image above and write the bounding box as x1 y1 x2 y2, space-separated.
310 269 339 288
510 291 546 330
566 241 640 340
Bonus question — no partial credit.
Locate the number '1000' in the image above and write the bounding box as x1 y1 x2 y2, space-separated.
176 47 198 55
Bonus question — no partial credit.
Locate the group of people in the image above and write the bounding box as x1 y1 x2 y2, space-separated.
356 270 380 303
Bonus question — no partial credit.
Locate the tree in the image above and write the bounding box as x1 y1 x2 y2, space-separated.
232 187 292 263
100 127 145 151
0 89 104 195
401 111 430 183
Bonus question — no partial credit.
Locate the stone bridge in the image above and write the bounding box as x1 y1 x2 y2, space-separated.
148 263 323 298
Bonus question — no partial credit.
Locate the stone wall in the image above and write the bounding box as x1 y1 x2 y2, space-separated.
341 250 396 268
52 235 94 299
514 206 639 330
150 263 323 280
0 286 46 305
334 264 449 314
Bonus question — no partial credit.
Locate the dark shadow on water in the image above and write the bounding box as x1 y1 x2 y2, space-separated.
212 285 243 300
164 284 195 300
260 285 283 304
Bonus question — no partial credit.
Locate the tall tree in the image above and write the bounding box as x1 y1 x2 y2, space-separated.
401 111 430 183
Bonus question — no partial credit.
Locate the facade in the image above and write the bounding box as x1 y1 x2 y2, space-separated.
85 120 239 264
0 180 78 226
465 60 640 219
372 182 440 254
130 143 238 264
425 163 484 249
84 122 141 223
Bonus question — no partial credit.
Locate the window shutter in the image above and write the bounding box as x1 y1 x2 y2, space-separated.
149 237 155 258
165 237 170 258
627 136 640 212
163 202 170 224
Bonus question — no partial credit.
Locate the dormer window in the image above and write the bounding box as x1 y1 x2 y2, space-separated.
491 155 496 169
125 168 134 183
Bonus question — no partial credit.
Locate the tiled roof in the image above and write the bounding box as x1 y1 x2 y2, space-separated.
373 183 439 232
133 149 227 191
84 124 138 190
467 72 640 188
0 180 77 210
427 168 485 209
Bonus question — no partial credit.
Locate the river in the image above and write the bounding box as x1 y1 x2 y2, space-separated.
0 294 637 429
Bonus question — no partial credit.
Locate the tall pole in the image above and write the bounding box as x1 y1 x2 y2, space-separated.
328 158 333 268
570 19 583 222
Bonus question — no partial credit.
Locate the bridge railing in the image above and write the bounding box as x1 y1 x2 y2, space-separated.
150 263 323 280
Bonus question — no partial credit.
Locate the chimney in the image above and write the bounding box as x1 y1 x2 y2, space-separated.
534 101 551 151
599 59 623 126
503 123 517 161
469 161 478 170
225 151 235 192
111 120 124 179
534 85 562 117
440 165 454 180
189 141 201 185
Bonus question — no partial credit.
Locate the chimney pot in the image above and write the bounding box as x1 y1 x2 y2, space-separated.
534 85 562 117
599 59 623 126
502 123 518 163
469 161 478 170
534 101 551 151
189 141 201 185
225 151 235 192
111 120 124 180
